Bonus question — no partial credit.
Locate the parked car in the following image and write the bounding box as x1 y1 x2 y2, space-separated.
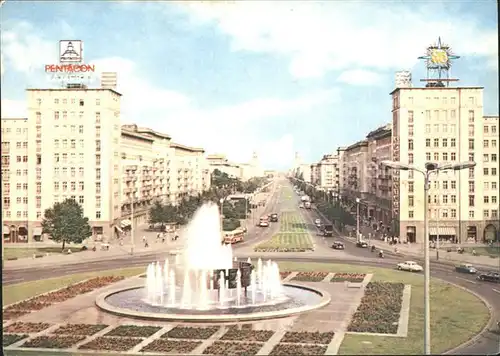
356 241 368 248
397 261 423 272
331 241 345 250
314 219 321 227
477 272 500 283
269 213 279 222
455 264 477 274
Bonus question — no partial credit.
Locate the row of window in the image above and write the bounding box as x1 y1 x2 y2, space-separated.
408 209 498 219
42 98 101 106
408 194 490 208
1 128 28 134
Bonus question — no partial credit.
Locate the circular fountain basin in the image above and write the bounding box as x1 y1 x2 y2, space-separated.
96 283 331 322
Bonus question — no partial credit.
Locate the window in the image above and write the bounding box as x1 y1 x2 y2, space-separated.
425 138 431 147
70 139 76 148
484 140 489 148
484 210 489 218
484 168 489 175
96 197 101 208
408 125 413 136
493 125 497 134
469 181 475 193
469 153 474 162
434 110 439 120
492 196 497 204
468 195 475 207
484 126 489 134
425 110 431 120
485 182 490 190
79 181 84 190
425 124 431 133
468 124 474 135
484 154 489 162
408 196 414 207
433 138 439 147
433 124 439 133
469 168 474 179
492 182 497 190
451 138 456 147
79 196 84 204
468 110 474 122
95 112 101 123
408 182 414 193
96 211 101 219
442 210 448 218
408 139 413 150
433 181 439 189
62 182 68 191
442 152 448 161
443 181 448 189
442 138 447 147
451 181 456 189
408 170 413 179
408 111 414 123
492 154 497 162
468 139 474 150
442 195 448 204
469 210 474 218
450 109 456 119
492 140 497 148
79 167 84 176
451 209 456 218
96 99 101 106
433 152 439 161
450 124 456 133
492 168 497 176
79 125 84 134
408 153 413 164
79 99 84 106
493 210 498 218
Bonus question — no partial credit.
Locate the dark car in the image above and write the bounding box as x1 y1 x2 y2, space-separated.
356 241 368 248
269 213 278 222
331 241 345 250
477 272 500 283
455 264 477 274
323 224 334 237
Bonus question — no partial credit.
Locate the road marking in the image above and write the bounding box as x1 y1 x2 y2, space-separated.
455 276 477 284
493 288 500 294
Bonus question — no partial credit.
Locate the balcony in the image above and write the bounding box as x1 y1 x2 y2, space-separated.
126 165 138 171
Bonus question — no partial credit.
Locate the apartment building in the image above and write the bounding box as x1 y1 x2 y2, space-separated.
1 87 212 244
310 163 320 185
206 152 263 181
315 154 339 191
365 124 393 227
340 140 369 200
392 86 499 243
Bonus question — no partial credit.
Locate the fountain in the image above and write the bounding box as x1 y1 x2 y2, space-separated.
96 203 330 322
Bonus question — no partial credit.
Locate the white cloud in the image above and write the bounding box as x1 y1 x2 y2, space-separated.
337 69 384 86
1 99 27 118
176 2 498 79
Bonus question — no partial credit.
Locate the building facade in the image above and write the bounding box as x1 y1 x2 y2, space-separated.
392 86 499 243
1 87 212 244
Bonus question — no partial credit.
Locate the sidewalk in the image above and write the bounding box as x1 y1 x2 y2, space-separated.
313 207 500 269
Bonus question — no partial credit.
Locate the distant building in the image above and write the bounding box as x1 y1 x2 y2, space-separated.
101 72 117 90
395 70 412 88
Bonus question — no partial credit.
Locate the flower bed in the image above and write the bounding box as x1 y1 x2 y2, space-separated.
254 248 309 253
3 334 28 347
270 343 327 355
4 276 125 313
142 339 201 353
105 325 161 337
221 326 274 342
5 301 52 311
53 324 108 336
22 335 85 349
348 282 405 334
330 273 366 283
281 331 334 344
203 341 263 355
79 336 143 351
291 272 328 282
4 322 52 334
3 310 30 320
163 326 219 340
280 271 292 279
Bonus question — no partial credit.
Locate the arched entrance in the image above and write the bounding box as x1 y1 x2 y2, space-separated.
18 226 28 242
406 226 416 243
9 225 18 242
484 224 498 242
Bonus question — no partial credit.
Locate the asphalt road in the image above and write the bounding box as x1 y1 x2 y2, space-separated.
3 179 500 354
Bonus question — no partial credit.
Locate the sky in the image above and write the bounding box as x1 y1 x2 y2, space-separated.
1 1 498 170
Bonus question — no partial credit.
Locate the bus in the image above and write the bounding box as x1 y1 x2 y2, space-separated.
223 228 245 244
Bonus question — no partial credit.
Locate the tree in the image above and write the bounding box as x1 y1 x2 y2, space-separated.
41 199 92 251
148 201 165 225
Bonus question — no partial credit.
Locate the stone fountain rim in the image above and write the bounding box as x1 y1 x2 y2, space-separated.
95 282 331 323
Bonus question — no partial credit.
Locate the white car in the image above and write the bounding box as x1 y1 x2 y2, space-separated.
314 219 321 225
259 221 269 227
397 261 423 272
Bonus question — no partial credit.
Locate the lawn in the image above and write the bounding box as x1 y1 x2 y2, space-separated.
4 247 84 260
3 267 144 306
254 233 313 251
275 262 489 355
279 212 308 232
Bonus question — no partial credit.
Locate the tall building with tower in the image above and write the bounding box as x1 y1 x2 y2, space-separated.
390 37 499 244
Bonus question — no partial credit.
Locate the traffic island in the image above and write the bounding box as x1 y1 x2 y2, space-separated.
253 233 314 252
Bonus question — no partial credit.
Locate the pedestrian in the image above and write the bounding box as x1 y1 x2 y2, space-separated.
145 239 149 248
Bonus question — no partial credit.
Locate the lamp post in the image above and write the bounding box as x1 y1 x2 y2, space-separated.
356 198 360 241
382 160 476 355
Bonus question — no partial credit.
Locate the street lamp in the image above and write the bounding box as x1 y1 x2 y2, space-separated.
356 198 360 241
382 160 476 355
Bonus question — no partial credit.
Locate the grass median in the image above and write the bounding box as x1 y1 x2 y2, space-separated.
3 267 144 306
275 262 489 355
254 232 313 252
4 247 84 260
279 212 308 232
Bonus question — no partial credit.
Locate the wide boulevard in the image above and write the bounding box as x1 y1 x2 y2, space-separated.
3 179 500 354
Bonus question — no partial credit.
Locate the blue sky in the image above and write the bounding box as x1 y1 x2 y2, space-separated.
1 1 498 170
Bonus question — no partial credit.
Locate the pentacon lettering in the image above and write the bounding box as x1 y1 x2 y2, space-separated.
45 64 96 73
